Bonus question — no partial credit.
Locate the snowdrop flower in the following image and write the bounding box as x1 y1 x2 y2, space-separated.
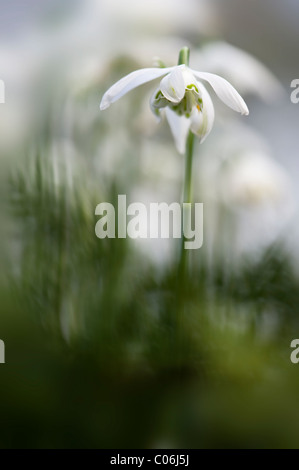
100 48 249 154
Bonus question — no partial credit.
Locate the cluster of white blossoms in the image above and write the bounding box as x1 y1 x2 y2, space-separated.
100 54 249 154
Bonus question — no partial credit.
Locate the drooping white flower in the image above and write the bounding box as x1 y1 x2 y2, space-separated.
100 61 249 154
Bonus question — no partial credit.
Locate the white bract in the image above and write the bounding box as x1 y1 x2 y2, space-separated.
100 63 249 153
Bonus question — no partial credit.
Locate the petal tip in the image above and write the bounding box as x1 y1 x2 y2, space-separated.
177 143 185 154
100 98 110 110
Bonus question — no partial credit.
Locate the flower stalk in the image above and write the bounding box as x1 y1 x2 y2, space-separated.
179 129 195 282
175 127 195 367
178 46 190 67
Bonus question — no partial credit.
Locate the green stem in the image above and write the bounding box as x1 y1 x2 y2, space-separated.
177 47 193 283
175 130 194 368
179 130 195 283
175 47 193 367
178 47 190 66
183 131 194 205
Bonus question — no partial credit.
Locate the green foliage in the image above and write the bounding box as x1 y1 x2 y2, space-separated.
1 148 299 448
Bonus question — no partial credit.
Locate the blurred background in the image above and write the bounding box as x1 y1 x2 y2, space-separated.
1 0 299 449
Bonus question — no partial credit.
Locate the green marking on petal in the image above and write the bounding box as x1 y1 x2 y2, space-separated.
187 84 199 93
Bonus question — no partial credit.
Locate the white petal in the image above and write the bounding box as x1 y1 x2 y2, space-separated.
190 83 215 143
100 67 173 110
165 108 191 154
160 66 186 103
192 70 249 115
181 66 199 88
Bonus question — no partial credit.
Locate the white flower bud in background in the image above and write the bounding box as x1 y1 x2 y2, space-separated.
218 151 290 208
195 124 295 262
191 41 284 102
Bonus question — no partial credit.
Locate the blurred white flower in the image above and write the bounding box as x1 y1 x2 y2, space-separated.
100 59 248 153
191 41 283 101
99 0 217 37
195 126 295 259
218 151 290 207
221 150 294 255
197 123 291 209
